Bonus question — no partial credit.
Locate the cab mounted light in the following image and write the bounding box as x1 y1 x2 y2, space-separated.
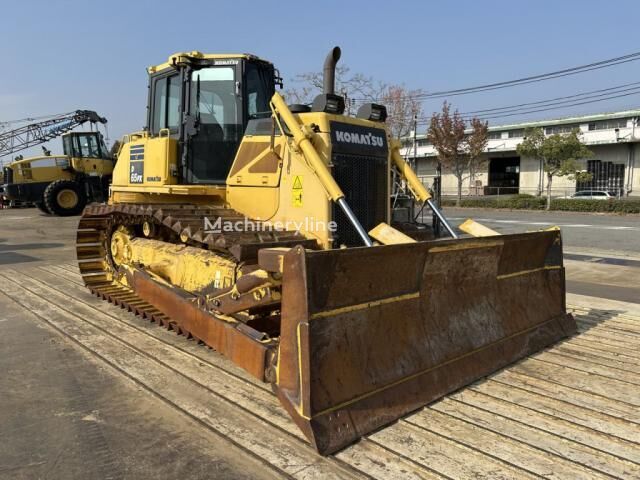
311 93 345 114
357 103 387 122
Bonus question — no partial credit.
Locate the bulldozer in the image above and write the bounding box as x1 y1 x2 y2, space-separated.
76 47 576 454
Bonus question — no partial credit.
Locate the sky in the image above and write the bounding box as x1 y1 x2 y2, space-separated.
3 0 640 158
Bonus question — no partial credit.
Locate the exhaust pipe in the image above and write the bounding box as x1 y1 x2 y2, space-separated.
323 46 341 95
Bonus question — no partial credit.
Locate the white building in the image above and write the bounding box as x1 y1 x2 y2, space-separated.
405 109 640 197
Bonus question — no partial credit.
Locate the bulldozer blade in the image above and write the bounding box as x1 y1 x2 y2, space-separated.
275 229 576 455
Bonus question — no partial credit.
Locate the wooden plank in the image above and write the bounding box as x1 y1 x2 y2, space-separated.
19 267 270 390
511 358 640 406
39 264 85 286
336 440 440 480
576 323 640 343
568 337 640 362
13 267 437 479
574 328 640 350
533 351 640 385
554 343 640 369
576 316 640 335
460 385 640 460
431 397 640 478
0 276 363 479
405 409 610 479
492 371 640 424
2 270 303 437
370 421 539 480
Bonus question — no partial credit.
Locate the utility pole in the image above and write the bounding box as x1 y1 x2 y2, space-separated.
412 114 418 170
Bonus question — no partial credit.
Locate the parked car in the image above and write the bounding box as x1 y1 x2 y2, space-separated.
565 190 616 200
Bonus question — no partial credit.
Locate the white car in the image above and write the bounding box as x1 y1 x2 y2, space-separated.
569 190 616 200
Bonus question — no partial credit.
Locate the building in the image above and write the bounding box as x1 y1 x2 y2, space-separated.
405 109 640 197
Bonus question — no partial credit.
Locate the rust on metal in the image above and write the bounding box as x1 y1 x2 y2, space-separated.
76 203 576 456
275 230 576 454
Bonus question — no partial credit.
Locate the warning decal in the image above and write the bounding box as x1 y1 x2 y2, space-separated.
292 175 303 207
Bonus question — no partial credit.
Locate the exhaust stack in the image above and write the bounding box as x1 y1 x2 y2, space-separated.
323 46 341 95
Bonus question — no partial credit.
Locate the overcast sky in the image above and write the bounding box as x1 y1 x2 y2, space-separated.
3 0 640 158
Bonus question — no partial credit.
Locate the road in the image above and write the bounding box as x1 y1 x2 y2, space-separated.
442 207 640 254
438 207 640 304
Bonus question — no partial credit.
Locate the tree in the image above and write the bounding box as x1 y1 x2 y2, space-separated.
284 65 422 140
517 128 593 210
427 102 488 206
466 117 489 192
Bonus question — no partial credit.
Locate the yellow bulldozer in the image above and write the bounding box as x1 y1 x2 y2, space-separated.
76 48 576 454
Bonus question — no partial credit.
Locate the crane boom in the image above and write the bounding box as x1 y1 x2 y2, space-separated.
0 110 107 158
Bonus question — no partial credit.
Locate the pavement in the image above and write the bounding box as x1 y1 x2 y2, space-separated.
440 207 640 305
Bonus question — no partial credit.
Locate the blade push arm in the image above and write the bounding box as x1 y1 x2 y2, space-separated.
390 140 458 238
269 93 373 246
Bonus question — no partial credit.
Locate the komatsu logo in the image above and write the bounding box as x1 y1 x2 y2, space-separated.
330 121 388 156
335 130 385 147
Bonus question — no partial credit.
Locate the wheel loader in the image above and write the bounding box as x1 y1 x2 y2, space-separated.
1 111 113 215
76 47 576 455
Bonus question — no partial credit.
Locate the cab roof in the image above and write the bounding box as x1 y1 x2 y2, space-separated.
148 51 272 74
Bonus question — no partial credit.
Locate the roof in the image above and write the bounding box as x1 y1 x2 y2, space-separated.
411 108 640 139
485 108 640 131
148 51 271 73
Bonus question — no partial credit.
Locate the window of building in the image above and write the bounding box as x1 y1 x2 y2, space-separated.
588 119 628 131
545 124 580 135
488 131 502 140
508 129 524 138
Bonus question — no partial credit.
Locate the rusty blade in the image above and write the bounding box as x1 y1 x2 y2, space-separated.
275 230 576 455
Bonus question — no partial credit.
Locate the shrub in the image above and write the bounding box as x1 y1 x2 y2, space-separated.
441 196 640 213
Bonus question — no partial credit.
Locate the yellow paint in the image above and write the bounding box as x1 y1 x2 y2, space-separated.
459 219 500 237
310 292 420 320
390 140 431 202
369 222 416 245
497 265 562 280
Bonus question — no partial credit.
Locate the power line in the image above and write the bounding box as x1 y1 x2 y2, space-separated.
353 50 640 102
455 81 640 116
415 89 640 125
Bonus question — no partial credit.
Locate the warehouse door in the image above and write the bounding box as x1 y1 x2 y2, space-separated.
488 157 520 195
577 159 625 197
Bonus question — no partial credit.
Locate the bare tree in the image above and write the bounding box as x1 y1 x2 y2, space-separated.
284 65 423 140
378 85 423 140
466 118 489 194
284 65 376 109
427 102 467 206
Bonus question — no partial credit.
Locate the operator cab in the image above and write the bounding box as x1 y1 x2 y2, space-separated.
147 53 279 185
62 132 111 160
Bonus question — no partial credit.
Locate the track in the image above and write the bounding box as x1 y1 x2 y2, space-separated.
2 260 640 478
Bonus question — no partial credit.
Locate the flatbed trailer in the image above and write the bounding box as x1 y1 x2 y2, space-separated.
1 262 639 479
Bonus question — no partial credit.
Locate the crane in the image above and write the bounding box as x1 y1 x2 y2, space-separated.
0 110 107 158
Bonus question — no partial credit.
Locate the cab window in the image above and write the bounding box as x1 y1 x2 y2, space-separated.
245 63 273 119
151 74 181 134
75 134 102 158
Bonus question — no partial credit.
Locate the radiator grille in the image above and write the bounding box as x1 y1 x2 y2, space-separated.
332 153 388 247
